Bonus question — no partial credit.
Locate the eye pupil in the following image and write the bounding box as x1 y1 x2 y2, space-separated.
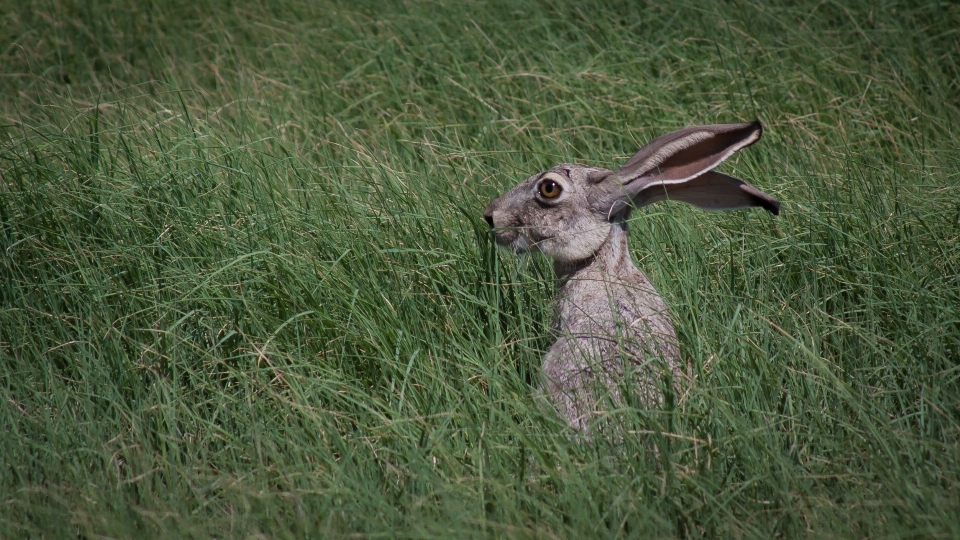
539 179 562 199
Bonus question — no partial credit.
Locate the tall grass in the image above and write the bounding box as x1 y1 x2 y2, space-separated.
1 0 958 537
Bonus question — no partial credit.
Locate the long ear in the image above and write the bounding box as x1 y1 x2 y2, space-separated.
607 121 778 217
634 171 780 215
618 121 762 184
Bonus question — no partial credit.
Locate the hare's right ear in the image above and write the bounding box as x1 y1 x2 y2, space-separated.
607 121 779 218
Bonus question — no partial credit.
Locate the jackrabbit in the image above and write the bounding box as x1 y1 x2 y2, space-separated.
483 121 779 433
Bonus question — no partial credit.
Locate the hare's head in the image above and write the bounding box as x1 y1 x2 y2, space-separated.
483 121 779 263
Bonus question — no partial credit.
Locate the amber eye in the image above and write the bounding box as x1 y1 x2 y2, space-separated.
538 179 562 199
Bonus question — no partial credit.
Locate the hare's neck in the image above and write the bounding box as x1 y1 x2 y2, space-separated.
552 222 639 287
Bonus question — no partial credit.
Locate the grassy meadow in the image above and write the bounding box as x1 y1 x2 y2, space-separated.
2 0 959 537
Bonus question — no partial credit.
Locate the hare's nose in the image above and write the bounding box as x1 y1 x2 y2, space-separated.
484 212 494 228
483 202 496 228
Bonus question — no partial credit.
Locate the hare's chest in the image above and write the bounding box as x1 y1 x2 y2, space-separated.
552 279 677 355
552 291 621 338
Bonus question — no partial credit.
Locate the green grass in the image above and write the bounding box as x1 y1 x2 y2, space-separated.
1 0 958 537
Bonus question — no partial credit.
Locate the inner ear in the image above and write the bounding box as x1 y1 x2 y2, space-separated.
652 136 748 182
618 121 763 186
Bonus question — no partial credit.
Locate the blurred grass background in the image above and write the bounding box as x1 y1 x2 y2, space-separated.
1 0 958 537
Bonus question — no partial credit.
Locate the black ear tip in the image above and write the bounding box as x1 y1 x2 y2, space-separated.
751 119 763 138
764 198 780 216
739 180 778 215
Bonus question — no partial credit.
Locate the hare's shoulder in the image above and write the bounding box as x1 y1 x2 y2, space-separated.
617 284 675 337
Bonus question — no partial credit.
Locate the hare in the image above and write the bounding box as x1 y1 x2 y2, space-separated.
483 121 779 433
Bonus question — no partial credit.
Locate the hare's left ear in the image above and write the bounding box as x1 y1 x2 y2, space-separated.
607 121 779 218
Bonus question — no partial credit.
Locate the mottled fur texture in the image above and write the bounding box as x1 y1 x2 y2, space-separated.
483 122 779 433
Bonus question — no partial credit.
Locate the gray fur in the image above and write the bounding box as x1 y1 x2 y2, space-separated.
483 121 779 433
